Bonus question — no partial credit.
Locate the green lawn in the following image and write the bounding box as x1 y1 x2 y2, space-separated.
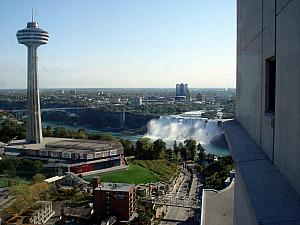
0 177 32 188
134 159 178 181
0 177 9 188
84 164 160 185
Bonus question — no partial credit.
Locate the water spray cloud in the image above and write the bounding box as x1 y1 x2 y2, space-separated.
145 111 223 145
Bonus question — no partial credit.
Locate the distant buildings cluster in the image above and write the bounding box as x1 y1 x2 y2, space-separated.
175 83 191 101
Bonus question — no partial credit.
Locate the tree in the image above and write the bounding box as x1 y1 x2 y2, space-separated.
178 142 187 161
165 148 173 161
1 158 17 177
11 184 32 212
120 139 135 156
173 141 180 160
136 138 153 160
153 139 166 159
11 182 51 213
184 139 197 161
98 133 117 141
76 128 87 139
43 125 53 137
197 143 206 164
0 120 25 142
53 126 67 138
33 174 46 183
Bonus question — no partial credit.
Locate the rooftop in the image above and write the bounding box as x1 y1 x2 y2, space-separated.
95 182 135 192
201 181 234 225
5 137 123 155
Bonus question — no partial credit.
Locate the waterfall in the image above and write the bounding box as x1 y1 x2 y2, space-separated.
145 111 223 145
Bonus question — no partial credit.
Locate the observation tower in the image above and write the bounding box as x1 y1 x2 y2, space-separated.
16 13 49 143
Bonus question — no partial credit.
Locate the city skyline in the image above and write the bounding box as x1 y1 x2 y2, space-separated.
0 0 236 89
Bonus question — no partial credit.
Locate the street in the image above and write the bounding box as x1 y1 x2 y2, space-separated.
159 171 201 225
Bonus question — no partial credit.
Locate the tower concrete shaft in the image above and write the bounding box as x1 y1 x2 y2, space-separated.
26 45 42 143
17 21 49 143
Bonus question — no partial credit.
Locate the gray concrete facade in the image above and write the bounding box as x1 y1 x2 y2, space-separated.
234 0 300 224
16 21 49 143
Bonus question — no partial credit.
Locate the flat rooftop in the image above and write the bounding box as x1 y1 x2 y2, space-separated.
95 182 135 192
5 137 123 155
201 181 234 225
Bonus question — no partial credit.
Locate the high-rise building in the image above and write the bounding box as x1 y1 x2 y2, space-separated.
201 1 300 225
175 83 191 101
176 84 180 96
16 15 49 144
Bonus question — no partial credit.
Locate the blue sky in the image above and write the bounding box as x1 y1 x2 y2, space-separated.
0 0 236 89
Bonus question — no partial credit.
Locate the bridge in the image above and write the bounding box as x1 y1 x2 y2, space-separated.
2 107 126 121
3 107 95 120
148 199 200 209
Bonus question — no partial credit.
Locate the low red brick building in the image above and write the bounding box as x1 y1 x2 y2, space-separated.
93 182 136 223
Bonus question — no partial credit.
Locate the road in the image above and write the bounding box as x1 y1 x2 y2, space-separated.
160 171 201 225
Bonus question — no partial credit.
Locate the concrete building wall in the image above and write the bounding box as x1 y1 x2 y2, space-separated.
233 169 256 225
237 0 300 198
274 0 300 195
235 0 300 224
236 0 263 146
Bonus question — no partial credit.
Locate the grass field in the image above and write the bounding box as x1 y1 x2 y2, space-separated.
0 177 9 188
134 159 178 181
84 164 160 185
84 160 178 185
0 177 32 188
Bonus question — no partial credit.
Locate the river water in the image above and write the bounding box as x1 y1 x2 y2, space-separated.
43 111 230 156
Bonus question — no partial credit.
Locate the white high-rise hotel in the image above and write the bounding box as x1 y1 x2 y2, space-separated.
16 16 49 143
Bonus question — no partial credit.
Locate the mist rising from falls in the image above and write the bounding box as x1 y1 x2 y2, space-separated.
145 111 223 145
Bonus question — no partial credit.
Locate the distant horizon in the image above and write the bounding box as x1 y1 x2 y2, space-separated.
0 87 236 91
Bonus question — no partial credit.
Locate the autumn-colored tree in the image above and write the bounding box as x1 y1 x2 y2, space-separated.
33 174 46 183
10 182 50 213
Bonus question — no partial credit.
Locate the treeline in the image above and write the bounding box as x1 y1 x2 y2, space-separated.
0 120 25 142
121 137 204 162
43 126 117 141
0 157 43 178
195 155 234 190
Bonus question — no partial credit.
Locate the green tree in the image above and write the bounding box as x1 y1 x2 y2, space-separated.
1 158 17 177
184 139 197 161
197 143 206 164
76 128 87 139
0 120 25 142
153 139 166 159
165 148 173 161
120 139 135 156
43 125 53 137
98 133 117 141
53 126 67 138
178 142 187 161
136 138 153 160
33 174 46 183
173 141 180 160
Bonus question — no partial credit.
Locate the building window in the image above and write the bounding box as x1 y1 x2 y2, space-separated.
265 57 276 113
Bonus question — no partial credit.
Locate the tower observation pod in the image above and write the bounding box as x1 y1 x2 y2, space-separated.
16 17 49 143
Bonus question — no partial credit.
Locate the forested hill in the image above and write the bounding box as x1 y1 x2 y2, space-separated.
42 110 158 133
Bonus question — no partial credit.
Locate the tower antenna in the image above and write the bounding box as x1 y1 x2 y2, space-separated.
32 8 34 22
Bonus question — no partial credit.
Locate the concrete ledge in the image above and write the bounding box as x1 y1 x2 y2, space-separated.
222 120 266 163
223 120 300 225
